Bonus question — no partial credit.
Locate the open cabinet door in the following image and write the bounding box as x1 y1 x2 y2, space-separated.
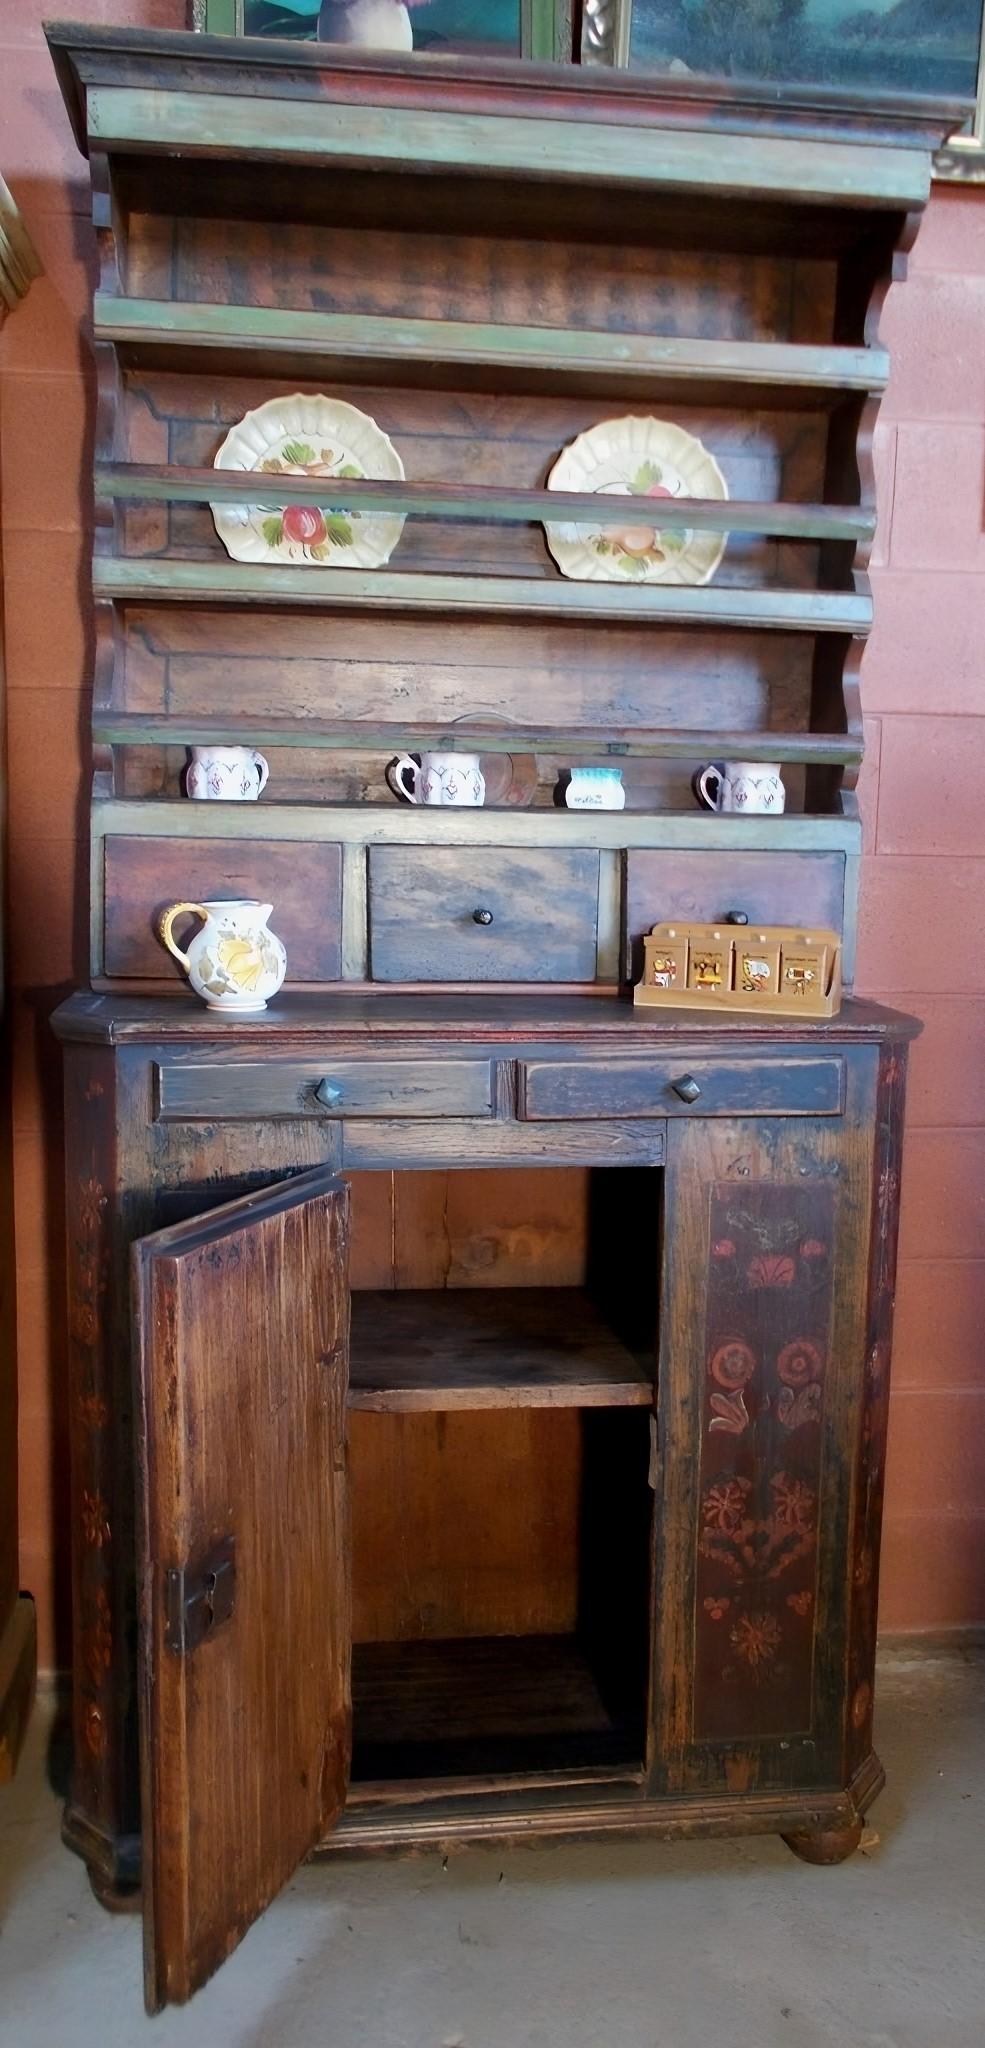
132 1167 351 2012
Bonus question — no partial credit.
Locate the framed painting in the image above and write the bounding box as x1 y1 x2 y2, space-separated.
580 0 985 176
193 0 574 62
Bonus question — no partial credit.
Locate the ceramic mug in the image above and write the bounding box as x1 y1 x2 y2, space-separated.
387 751 485 807
186 746 270 802
158 899 287 1013
694 761 786 815
565 767 626 811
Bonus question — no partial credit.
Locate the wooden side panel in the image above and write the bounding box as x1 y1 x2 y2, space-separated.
651 1067 877 1799
624 849 846 980
132 1168 351 2010
103 837 343 981
368 846 600 983
844 1038 909 1778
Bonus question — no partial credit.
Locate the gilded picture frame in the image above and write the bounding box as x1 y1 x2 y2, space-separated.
193 0 573 63
579 0 985 180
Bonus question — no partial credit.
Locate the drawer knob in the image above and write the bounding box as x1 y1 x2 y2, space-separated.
472 907 494 926
672 1074 702 1103
315 1078 344 1109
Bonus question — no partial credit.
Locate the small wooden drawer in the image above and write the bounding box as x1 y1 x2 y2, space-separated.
368 847 600 983
518 1055 845 1119
156 1057 495 1121
103 837 343 983
623 850 846 982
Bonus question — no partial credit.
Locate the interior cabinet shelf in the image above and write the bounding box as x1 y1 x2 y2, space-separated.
348 1288 653 1411
92 558 873 632
96 464 875 544
94 297 891 406
351 1634 644 1781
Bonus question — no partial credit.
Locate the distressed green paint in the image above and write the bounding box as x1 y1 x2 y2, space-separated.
92 557 873 632
93 465 874 542
84 88 931 206
92 797 862 854
91 712 863 763
93 296 890 398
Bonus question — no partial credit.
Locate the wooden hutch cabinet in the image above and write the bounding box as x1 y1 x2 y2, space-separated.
47 22 932 2011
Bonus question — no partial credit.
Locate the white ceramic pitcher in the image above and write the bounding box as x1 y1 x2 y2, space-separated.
158 899 287 1013
186 746 270 802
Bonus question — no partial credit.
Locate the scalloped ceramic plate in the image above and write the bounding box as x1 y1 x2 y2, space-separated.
544 416 728 585
211 394 405 568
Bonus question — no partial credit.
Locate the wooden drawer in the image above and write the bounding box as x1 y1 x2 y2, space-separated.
519 1055 845 1119
103 837 343 982
156 1057 495 1121
623 850 846 981
368 847 600 983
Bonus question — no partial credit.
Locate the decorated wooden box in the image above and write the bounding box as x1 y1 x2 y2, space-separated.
634 921 842 1016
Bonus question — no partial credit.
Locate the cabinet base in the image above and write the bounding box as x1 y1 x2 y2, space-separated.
781 1820 864 1865
319 1753 885 1858
61 1756 884 1887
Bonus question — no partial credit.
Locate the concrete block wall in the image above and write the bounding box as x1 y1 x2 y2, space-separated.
0 0 982 1665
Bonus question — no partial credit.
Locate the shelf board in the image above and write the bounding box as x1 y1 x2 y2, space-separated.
95 463 874 544
93 714 863 766
92 797 863 855
94 296 890 408
92 557 873 633
348 1288 653 1411
351 1634 643 1781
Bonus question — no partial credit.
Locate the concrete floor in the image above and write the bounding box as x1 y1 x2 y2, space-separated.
0 1650 982 2047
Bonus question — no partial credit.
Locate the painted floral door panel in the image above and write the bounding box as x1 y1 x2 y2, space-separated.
650 1065 879 1798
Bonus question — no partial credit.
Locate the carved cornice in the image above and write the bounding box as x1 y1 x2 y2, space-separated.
0 177 41 323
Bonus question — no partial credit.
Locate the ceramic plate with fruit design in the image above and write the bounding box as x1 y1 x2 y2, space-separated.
544 416 728 585
212 394 405 568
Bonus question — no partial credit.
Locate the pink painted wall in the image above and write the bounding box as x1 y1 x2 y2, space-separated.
0 0 983 1666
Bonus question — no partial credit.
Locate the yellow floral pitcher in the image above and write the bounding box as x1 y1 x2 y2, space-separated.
158 899 287 1013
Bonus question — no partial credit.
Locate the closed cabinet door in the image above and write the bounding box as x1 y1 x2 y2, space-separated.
649 1063 881 1802
131 1167 351 2012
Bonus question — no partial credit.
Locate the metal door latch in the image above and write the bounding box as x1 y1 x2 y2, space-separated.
165 1535 236 1654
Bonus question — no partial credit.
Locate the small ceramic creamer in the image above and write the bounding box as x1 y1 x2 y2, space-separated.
186 746 270 801
565 767 625 810
158 900 287 1013
387 751 485 807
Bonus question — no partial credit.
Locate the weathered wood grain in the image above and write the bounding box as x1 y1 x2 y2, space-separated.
519 1054 844 1120
93 560 872 632
155 1056 494 1121
132 1168 351 2009
624 849 848 982
96 464 875 544
348 1287 652 1409
103 837 343 982
96 298 887 406
368 846 600 984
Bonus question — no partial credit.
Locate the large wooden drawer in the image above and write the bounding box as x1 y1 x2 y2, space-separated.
623 850 846 981
368 847 600 983
156 1057 495 1120
519 1055 845 1119
103 836 343 982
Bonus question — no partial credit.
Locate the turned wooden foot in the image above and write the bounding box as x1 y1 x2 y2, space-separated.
781 1820 863 1866
87 1864 142 1915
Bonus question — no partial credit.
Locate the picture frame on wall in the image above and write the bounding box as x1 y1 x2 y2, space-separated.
579 0 985 178
192 0 574 62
